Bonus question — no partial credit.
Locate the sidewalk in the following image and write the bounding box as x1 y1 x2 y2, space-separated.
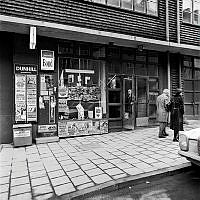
0 120 200 200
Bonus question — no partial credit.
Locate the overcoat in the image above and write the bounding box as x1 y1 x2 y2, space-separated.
156 93 170 122
169 94 184 131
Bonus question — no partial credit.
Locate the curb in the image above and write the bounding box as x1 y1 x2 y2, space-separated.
59 162 191 200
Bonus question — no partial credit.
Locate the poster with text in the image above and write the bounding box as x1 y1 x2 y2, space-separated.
27 75 37 121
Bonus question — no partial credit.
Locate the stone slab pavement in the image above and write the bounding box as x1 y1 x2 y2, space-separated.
0 120 200 200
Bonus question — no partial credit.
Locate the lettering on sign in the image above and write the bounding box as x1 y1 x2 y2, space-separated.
41 50 54 70
14 64 38 74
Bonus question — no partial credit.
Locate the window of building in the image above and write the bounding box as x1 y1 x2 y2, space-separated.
183 0 200 25
87 0 158 16
183 56 200 116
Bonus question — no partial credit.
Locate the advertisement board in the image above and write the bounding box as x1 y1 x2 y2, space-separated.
41 50 54 70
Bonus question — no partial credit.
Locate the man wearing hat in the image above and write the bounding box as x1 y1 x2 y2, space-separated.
156 89 170 138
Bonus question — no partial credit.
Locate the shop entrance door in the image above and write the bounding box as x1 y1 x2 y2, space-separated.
135 76 149 126
107 75 134 131
122 76 135 130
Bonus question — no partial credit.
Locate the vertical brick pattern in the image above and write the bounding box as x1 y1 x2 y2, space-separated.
0 0 167 41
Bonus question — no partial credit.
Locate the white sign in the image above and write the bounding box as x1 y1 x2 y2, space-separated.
14 130 31 138
41 50 54 70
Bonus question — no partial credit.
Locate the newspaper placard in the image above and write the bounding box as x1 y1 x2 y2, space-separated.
41 50 54 70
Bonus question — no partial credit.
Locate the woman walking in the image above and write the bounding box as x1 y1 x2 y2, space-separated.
169 88 184 142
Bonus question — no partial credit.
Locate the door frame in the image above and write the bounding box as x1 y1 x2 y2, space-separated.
135 75 149 127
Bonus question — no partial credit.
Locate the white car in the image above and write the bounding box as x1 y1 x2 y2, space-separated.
179 128 200 166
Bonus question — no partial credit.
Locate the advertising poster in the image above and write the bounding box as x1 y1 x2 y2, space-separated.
58 121 68 137
50 96 56 123
38 124 57 137
95 107 102 119
100 119 108 134
58 99 68 112
15 74 26 122
27 75 37 121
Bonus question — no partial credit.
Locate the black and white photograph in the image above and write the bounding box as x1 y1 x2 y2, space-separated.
0 0 200 199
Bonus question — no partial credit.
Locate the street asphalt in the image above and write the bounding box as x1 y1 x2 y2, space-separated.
0 120 200 200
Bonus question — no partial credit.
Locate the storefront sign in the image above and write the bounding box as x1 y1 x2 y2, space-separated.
41 50 54 70
14 64 38 74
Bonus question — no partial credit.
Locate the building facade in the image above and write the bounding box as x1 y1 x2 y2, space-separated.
0 0 199 144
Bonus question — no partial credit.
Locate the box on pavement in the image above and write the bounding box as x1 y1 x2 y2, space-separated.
13 124 32 147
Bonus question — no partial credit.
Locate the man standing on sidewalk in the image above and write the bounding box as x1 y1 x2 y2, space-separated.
156 89 170 138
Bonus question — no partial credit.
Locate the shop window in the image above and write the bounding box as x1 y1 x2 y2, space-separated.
183 0 200 25
183 67 193 79
121 62 134 74
184 80 193 91
148 64 158 76
92 0 106 3
135 63 147 75
134 0 146 13
58 57 106 121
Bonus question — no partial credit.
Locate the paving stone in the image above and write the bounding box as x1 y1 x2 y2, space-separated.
98 163 115 170
91 174 112 184
31 176 50 187
85 168 104 177
81 163 97 171
63 164 80 172
32 184 53 197
0 176 10 185
11 165 27 172
44 165 62 172
47 170 65 179
11 170 28 179
133 162 153 170
67 169 85 178
0 192 8 200
71 175 91 186
30 170 47 179
105 168 124 176
59 159 76 166
54 183 75 196
10 192 32 200
123 167 144 175
116 162 133 169
125 158 141 164
0 184 9 193
143 158 159 164
151 162 171 169
75 159 91 165
50 176 70 186
149 154 165 159
77 182 95 190
0 169 10 178
33 193 54 200
134 154 150 160
109 158 124 164
10 184 31 196
11 176 29 186
92 158 107 165
112 173 127 180
159 157 175 164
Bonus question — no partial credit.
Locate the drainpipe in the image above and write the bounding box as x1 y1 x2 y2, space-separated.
177 0 180 44
166 0 169 42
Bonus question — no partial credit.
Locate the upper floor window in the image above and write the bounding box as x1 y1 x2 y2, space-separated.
88 0 158 16
183 0 200 25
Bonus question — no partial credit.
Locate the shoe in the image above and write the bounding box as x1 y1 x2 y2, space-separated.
163 133 169 136
173 138 179 142
159 135 166 138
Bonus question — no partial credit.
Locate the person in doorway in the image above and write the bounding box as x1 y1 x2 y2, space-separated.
126 89 133 114
169 88 184 142
156 89 170 138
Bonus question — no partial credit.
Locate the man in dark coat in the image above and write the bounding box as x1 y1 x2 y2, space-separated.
169 88 184 142
156 89 170 138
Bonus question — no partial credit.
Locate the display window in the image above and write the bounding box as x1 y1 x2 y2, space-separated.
58 42 108 137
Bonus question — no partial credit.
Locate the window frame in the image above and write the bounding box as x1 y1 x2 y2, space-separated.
183 0 200 26
87 0 158 16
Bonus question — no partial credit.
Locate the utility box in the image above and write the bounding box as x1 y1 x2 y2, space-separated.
13 124 32 147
